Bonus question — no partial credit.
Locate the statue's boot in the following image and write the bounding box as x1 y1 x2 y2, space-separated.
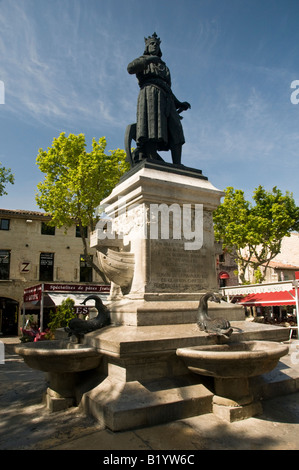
171 144 182 165
142 141 164 162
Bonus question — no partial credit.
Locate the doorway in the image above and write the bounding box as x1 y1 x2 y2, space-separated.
0 297 19 335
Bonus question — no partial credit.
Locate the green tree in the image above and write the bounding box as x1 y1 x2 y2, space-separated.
213 185 299 284
0 163 14 196
35 132 129 280
47 298 76 338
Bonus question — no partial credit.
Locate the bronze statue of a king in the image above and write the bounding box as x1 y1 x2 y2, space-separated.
125 33 191 167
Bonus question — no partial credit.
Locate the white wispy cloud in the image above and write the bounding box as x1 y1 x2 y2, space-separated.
0 1 135 131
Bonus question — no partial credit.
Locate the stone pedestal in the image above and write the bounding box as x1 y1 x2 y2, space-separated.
91 161 244 326
45 372 77 411
212 376 263 422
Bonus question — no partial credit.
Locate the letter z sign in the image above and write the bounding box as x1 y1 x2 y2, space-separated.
20 262 31 273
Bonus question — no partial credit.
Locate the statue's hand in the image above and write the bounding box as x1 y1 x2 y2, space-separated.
147 55 160 64
177 102 191 113
181 101 191 110
128 55 161 74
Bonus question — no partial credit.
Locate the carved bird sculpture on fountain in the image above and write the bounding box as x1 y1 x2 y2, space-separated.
197 292 233 340
65 295 110 340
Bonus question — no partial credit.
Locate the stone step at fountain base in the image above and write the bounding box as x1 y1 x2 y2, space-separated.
80 347 299 429
106 297 245 326
80 350 299 429
84 321 290 359
212 399 263 422
80 375 213 432
250 342 299 400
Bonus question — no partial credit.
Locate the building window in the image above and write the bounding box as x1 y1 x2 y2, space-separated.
0 250 10 279
219 253 225 263
41 222 55 235
0 219 10 230
80 255 93 282
76 225 88 238
39 252 54 281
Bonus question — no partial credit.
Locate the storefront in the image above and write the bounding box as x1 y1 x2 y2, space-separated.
222 277 299 336
23 283 110 331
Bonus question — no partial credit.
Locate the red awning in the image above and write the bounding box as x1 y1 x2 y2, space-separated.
239 289 296 307
219 271 230 279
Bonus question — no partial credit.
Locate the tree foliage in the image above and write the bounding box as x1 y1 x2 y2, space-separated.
47 298 76 338
213 185 299 283
35 132 129 279
0 163 14 196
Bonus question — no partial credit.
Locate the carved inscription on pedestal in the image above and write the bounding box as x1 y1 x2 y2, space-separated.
148 239 211 293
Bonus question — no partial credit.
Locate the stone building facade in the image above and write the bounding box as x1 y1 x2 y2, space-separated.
0 209 105 335
241 232 299 284
215 232 299 287
215 243 239 287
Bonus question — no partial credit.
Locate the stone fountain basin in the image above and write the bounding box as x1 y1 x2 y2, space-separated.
176 340 289 379
15 340 102 373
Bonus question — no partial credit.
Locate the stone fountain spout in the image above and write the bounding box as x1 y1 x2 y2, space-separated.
65 294 110 342
197 292 233 341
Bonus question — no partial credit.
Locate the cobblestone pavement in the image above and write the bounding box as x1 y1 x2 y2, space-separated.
1 336 299 451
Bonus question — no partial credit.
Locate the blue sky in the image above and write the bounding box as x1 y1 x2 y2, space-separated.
0 0 299 210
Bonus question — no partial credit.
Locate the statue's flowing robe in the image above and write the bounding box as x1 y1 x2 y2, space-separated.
127 56 185 150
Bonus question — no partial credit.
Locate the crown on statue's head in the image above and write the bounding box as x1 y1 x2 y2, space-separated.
144 32 161 46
